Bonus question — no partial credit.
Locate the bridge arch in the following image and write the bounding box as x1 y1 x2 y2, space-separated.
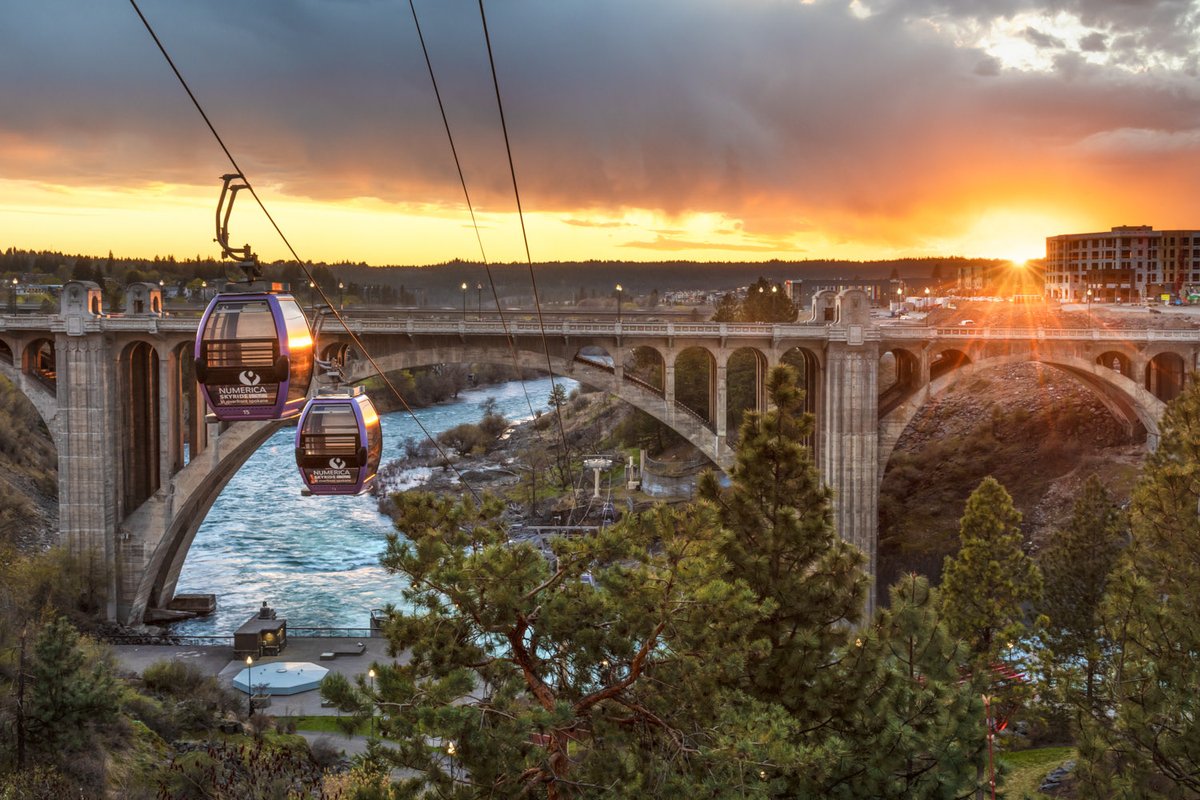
726 346 768 440
673 346 717 426
347 343 726 467
779 345 821 416
0 337 12 365
624 346 665 393
878 347 922 418
1096 349 1134 378
879 352 1164 478
928 348 972 382
1146 351 1186 403
119 340 161 516
23 337 56 392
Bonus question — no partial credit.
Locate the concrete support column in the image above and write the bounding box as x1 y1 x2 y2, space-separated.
664 357 676 424
819 342 880 616
160 344 182 488
755 352 768 412
613 362 624 395
56 332 121 621
715 361 728 452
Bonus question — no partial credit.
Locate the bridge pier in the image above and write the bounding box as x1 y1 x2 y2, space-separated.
819 292 880 615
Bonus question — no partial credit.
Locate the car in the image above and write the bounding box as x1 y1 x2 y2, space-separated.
959 319 975 326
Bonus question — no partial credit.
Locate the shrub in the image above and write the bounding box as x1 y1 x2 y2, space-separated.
438 423 488 457
308 736 344 769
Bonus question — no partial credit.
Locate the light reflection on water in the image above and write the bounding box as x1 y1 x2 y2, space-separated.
174 377 573 634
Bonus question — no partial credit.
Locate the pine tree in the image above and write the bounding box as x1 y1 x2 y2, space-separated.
356 494 790 798
1038 474 1126 706
739 277 797 322
1077 379 1200 797
25 615 119 754
700 365 869 716
701 366 979 797
940 476 1042 664
828 574 983 799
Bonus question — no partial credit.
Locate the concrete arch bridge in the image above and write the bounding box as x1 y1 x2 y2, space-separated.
1 281 1194 623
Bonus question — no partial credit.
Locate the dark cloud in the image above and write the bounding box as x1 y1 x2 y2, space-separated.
1079 31 1108 51
1024 27 1066 48
1 0 1199 248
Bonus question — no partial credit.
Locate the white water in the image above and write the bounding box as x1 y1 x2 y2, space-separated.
174 377 575 634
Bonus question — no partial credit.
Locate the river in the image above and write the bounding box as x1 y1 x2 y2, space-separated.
174 376 576 635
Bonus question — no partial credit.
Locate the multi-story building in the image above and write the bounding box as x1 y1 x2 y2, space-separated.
1044 225 1200 303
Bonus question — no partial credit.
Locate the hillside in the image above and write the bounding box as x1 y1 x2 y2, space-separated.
877 361 1143 599
0 376 57 550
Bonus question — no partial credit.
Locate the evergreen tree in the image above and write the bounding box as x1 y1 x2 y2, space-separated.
710 292 740 322
739 277 797 322
547 383 568 408
1038 474 1126 706
701 366 978 797
1076 380 1200 797
25 615 119 754
830 574 983 799
355 494 790 799
700 365 869 709
940 477 1042 664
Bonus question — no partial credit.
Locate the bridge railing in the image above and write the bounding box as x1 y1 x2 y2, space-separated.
12 312 1200 343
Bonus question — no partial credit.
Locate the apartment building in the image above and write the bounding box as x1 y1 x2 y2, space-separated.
1045 225 1200 303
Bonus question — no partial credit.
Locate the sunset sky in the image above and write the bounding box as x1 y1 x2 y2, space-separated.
2 0 1198 266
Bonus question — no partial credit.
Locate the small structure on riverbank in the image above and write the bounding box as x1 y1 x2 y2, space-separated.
232 661 328 696
234 602 287 658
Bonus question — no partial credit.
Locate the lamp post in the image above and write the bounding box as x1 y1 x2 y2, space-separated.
245 655 254 716
308 280 315 310
200 280 207 303
924 286 930 310
338 281 345 310
8 277 17 314
447 740 457 785
367 668 376 738
460 281 468 319
1086 287 1093 322
476 282 483 320
615 283 623 324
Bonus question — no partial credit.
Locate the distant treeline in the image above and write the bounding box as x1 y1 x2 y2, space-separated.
0 246 1001 308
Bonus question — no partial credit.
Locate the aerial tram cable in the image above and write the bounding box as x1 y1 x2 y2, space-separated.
405 0 538 426
126 0 483 504
476 0 576 493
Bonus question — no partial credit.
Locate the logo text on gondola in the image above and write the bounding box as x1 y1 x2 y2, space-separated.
307 467 356 484
215 384 277 406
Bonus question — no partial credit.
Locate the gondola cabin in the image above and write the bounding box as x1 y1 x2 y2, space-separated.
295 387 382 496
194 292 313 421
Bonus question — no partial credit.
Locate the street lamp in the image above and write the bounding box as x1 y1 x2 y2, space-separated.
615 283 623 324
338 281 345 310
1086 287 1093 322
367 668 376 738
308 280 315 310
8 277 17 314
200 280 207 303
245 655 254 716
924 286 930 310
460 281 468 319
447 740 457 784
476 282 483 320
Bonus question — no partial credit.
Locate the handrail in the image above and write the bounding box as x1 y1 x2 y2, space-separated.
10 311 1200 343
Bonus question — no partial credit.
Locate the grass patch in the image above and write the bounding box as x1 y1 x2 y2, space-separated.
280 714 372 737
998 745 1076 799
